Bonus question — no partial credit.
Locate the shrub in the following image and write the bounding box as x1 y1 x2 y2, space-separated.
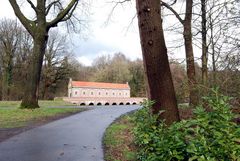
133 89 240 161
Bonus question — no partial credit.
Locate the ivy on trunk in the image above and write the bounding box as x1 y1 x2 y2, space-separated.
9 0 80 108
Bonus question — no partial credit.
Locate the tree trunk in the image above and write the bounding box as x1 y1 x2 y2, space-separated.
2 67 13 100
20 33 48 108
210 15 217 84
183 0 198 107
9 0 79 108
212 48 216 83
1 52 13 101
201 0 208 86
136 0 180 125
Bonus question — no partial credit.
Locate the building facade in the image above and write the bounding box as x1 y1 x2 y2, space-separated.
68 79 130 98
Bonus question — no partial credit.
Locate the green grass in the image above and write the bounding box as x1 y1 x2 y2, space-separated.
0 108 84 128
0 100 74 109
38 100 74 107
104 114 137 161
104 124 128 146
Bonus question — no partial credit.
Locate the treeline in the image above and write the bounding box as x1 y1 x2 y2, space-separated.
0 19 76 100
0 17 239 102
0 18 192 101
0 18 147 100
73 53 147 98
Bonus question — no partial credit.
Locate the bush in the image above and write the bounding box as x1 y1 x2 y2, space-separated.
133 89 240 161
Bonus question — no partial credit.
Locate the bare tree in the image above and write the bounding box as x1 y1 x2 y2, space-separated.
9 0 88 108
136 0 180 125
0 19 21 100
41 31 69 99
162 0 199 107
201 0 208 87
90 53 132 84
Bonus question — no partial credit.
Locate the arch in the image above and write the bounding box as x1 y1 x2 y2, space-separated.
80 103 86 106
97 102 102 106
112 102 117 105
119 102 124 105
105 102 110 105
132 102 137 105
89 102 94 106
126 102 130 105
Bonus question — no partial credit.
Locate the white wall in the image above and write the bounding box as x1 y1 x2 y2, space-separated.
69 87 130 98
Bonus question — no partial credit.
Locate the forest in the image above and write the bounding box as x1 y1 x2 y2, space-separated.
0 20 146 101
0 0 240 160
0 4 239 105
0 0 239 117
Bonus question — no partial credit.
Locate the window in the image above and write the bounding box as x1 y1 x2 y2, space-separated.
113 93 115 95
91 92 93 95
75 91 78 95
83 92 85 95
106 92 108 95
99 92 101 95
119 93 121 95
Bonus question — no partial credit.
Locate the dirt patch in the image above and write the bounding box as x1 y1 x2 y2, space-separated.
0 111 83 143
179 108 194 120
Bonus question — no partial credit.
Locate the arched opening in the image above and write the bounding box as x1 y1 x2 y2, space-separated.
97 102 102 106
80 103 86 106
89 102 94 106
105 102 110 105
119 102 124 105
112 102 117 105
126 102 130 105
132 102 137 105
73 102 77 105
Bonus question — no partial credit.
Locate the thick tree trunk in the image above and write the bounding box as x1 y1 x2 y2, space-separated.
183 0 198 107
136 0 180 125
201 0 208 86
9 0 79 108
20 32 48 108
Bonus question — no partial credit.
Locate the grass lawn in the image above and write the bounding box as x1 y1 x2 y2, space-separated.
103 114 137 161
0 100 74 109
0 108 84 128
0 100 83 129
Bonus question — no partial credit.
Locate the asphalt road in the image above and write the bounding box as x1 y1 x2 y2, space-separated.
0 105 140 161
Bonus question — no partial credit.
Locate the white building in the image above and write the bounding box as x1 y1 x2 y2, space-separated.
68 79 130 98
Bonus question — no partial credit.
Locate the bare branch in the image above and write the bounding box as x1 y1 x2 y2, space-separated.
105 0 131 25
61 2 78 21
45 0 61 15
161 1 184 24
47 0 78 28
26 0 37 12
9 0 35 36
124 13 137 34
170 0 177 6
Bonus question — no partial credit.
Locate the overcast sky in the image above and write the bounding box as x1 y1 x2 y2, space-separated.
0 0 191 66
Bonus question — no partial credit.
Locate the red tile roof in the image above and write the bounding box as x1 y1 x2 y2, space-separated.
71 81 130 89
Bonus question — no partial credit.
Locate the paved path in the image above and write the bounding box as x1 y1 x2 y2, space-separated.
0 105 140 161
